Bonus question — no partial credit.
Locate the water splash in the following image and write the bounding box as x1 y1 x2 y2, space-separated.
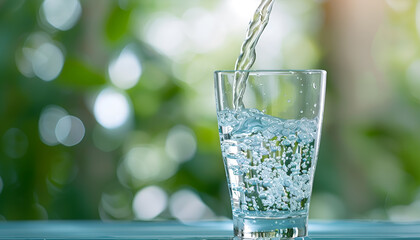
233 0 275 109
218 108 319 217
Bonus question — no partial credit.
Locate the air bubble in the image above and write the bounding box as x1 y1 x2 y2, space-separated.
262 180 272 187
248 178 259 186
288 135 297 141
230 165 241 175
217 108 319 214
260 193 267 199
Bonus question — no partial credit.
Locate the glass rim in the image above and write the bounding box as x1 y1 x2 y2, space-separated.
215 69 326 75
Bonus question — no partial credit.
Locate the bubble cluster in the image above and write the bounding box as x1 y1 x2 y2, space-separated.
218 108 319 217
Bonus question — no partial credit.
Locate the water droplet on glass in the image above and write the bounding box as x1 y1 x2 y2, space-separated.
313 82 317 89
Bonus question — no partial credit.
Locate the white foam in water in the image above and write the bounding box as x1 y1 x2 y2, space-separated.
218 108 319 218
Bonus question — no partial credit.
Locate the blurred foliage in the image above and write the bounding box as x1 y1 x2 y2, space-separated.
1 0 420 221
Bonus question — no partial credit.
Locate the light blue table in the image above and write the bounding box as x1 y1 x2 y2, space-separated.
0 220 419 239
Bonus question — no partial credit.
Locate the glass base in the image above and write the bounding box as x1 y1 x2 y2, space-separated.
233 214 308 239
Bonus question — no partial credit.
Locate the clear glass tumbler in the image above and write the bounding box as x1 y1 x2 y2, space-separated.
215 70 326 239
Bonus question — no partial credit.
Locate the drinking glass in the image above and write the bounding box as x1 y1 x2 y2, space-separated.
214 70 326 239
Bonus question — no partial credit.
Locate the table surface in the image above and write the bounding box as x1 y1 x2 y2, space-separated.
0 220 419 239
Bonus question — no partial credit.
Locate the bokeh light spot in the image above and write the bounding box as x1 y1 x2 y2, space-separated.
41 0 82 31
225 0 259 23
417 2 420 40
169 189 214 222
309 193 345 219
144 14 187 58
16 32 47 78
386 0 413 12
93 88 131 129
100 188 133 220
31 42 64 81
122 146 178 184
39 105 68 146
387 190 420 221
2 128 28 159
183 8 225 53
406 59 420 101
109 47 142 90
48 153 77 188
18 33 64 82
55 115 85 147
165 125 197 163
92 125 122 152
133 186 167 220
282 33 320 69
32 203 48 220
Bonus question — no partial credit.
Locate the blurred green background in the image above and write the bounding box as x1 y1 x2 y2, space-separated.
1 0 420 221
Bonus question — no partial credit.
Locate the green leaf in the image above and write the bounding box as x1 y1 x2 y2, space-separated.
56 58 106 87
105 7 130 43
